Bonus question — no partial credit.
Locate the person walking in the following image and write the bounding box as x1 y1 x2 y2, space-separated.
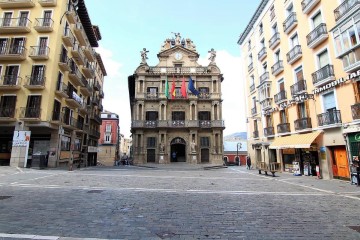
172 151 177 162
246 155 251 170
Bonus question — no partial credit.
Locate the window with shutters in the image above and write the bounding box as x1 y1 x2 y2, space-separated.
297 102 308 119
280 109 288 123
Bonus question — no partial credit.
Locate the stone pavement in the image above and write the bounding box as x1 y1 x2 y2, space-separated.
0 165 359 240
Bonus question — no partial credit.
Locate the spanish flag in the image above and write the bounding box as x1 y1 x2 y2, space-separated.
171 75 176 99
181 76 187 98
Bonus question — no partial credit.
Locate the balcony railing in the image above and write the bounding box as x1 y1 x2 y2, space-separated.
38 0 57 7
264 126 275 137
34 18 53 32
199 120 211 128
25 75 45 88
312 64 335 86
270 10 276 21
29 46 49 60
294 117 312 131
260 98 272 110
258 47 267 61
250 84 255 92
0 17 31 32
277 123 290 134
0 75 21 87
283 12 297 33
76 120 84 130
0 45 27 60
62 27 75 47
269 32 280 50
290 80 307 96
0 106 15 118
259 72 269 85
89 129 100 138
0 0 35 8
146 92 159 99
302 0 321 14
253 130 259 138
20 107 41 119
58 53 71 72
274 90 287 104
248 62 253 72
93 81 101 91
148 66 209 75
352 102 360 120
131 120 225 129
55 82 68 98
334 0 360 21
271 60 283 76
286 45 302 64
251 107 257 115
307 23 328 48
62 115 77 128
317 110 342 126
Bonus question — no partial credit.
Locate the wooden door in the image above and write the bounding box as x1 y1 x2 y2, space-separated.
334 147 349 179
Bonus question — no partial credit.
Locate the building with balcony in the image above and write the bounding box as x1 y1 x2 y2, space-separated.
128 34 225 165
97 111 120 166
238 0 353 180
0 0 106 168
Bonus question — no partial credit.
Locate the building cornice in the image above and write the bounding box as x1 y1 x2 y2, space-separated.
237 0 269 45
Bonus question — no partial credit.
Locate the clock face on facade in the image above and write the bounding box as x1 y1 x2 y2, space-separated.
174 52 183 60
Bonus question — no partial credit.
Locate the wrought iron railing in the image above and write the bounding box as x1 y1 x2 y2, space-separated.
251 107 257 115
20 107 41 119
269 32 280 48
1 75 21 86
34 18 53 28
277 123 290 133
290 80 307 96
0 45 26 57
271 60 283 75
25 75 45 86
248 62 253 72
0 17 31 28
148 67 209 75
287 45 302 63
317 110 342 126
259 72 269 85
274 90 287 104
0 107 15 118
258 47 267 60
253 130 259 138
294 117 312 131
307 23 327 46
334 0 360 21
312 64 334 85
264 126 275 136
29 46 49 57
283 12 297 33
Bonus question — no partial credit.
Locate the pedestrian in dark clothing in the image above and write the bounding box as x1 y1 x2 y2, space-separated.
172 151 177 162
246 156 251 170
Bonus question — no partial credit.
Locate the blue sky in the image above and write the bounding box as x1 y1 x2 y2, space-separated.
85 0 260 138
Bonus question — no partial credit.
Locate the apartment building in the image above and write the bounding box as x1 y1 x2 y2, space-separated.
128 34 225 165
98 111 119 166
238 0 358 180
0 0 106 168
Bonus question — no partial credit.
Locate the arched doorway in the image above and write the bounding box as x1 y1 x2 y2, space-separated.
170 137 186 162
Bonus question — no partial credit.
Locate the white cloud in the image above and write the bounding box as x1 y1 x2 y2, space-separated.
97 46 132 138
199 50 246 136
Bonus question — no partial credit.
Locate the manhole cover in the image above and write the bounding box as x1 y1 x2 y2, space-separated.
348 226 360 233
87 190 104 193
156 232 176 239
0 196 12 200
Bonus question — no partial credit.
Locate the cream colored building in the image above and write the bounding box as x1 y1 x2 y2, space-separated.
0 0 106 168
120 136 131 157
128 34 225 165
238 0 359 180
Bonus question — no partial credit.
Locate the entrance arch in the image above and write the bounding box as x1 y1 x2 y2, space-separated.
170 137 186 162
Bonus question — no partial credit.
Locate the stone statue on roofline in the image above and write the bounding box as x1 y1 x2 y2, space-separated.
208 48 216 64
140 48 149 64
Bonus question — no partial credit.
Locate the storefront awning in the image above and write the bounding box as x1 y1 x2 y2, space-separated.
269 131 322 149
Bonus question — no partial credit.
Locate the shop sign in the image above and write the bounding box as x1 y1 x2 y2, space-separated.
348 133 360 142
12 131 31 147
88 146 98 153
312 70 360 94
262 107 278 116
289 93 314 103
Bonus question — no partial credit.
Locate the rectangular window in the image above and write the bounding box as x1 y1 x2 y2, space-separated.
146 111 158 121
280 109 287 123
312 12 322 28
198 111 211 120
147 137 156 148
200 137 210 147
172 111 185 120
105 124 111 132
318 50 329 68
295 66 303 82
104 133 111 143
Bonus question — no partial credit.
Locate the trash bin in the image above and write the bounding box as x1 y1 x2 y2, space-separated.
39 155 47 169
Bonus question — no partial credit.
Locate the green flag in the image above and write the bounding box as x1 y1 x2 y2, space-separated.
165 76 169 99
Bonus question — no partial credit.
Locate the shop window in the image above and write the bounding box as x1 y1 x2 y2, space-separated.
74 139 81 151
61 136 71 151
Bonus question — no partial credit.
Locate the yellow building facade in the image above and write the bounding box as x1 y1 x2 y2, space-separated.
238 0 359 180
0 0 106 168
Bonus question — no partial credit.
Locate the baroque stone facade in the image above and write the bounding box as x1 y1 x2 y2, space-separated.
128 34 225 165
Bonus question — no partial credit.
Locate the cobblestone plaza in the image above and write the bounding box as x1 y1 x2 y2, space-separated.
0 165 359 239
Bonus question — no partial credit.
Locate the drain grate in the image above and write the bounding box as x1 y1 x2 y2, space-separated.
348 226 360 233
156 232 176 239
0 196 12 200
87 190 104 194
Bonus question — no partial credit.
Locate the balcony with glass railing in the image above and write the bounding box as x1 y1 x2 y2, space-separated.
34 18 53 32
0 0 35 9
311 64 335 87
283 12 297 34
258 47 267 61
29 46 49 60
0 17 31 33
269 32 280 50
19 107 41 121
0 45 27 60
317 110 342 127
271 60 283 76
286 45 302 64
0 106 16 120
24 75 45 90
264 126 275 137
0 75 21 90
306 23 328 49
334 0 360 22
294 117 312 131
274 90 287 104
290 80 307 96
302 0 321 14
38 0 56 7
277 123 290 134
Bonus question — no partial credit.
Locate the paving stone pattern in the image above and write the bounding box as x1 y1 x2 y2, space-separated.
0 165 359 239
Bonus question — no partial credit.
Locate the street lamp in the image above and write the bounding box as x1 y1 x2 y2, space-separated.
236 142 242 166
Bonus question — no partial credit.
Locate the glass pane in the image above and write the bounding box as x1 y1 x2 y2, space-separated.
342 55 349 68
349 26 357 46
318 51 329 68
312 12 322 28
335 36 343 55
342 31 350 51
349 51 356 65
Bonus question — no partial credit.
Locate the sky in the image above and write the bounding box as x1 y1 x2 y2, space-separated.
85 0 260 138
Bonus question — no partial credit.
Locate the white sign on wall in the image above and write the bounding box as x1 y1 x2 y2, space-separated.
12 131 31 147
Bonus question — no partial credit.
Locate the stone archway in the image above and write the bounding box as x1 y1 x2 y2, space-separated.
170 137 186 162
